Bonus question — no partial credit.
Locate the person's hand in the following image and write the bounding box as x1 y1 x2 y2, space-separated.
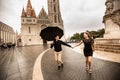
92 48 95 52
73 46 76 48
71 46 75 49
71 47 74 49
50 42 53 45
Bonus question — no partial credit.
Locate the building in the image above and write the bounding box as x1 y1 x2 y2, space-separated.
103 0 120 39
20 0 64 46
95 0 120 53
0 21 16 44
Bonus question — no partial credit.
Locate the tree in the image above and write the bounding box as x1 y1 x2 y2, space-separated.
79 32 84 40
97 28 105 37
70 28 105 41
70 33 81 42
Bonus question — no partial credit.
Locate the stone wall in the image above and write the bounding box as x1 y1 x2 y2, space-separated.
95 38 120 53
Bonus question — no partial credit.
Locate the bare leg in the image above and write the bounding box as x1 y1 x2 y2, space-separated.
88 56 92 69
85 57 89 71
88 56 92 73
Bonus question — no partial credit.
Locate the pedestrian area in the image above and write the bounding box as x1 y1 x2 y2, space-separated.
0 45 48 80
41 47 120 80
0 45 120 80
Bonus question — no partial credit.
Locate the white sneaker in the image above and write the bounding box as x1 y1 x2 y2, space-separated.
89 69 92 74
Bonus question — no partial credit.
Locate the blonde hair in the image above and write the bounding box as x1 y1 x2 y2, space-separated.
84 32 92 40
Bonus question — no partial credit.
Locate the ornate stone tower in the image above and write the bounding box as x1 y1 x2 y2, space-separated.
103 0 120 38
48 0 64 29
21 0 40 46
20 0 64 46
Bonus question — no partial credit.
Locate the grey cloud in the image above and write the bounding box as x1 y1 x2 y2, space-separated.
0 0 106 37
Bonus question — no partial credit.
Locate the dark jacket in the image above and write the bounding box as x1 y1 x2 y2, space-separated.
50 40 71 52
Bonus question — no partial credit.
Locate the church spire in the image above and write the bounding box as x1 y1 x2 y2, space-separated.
26 0 36 17
38 7 48 19
27 0 32 9
21 7 26 17
26 0 32 17
31 8 36 17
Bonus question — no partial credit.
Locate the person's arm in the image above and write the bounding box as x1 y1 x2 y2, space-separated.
50 42 54 49
74 40 83 48
61 41 72 48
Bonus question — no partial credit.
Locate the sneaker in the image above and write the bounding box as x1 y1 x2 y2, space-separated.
61 64 64 68
89 69 92 74
58 66 61 70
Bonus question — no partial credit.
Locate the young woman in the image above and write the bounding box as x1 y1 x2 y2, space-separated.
74 32 95 73
51 35 72 70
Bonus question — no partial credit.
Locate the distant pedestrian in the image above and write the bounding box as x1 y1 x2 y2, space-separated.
12 43 16 50
50 35 73 70
3 43 7 49
74 32 95 74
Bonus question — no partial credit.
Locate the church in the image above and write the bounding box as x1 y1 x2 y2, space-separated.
20 0 64 46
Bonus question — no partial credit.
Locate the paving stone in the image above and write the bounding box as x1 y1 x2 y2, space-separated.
42 46 120 80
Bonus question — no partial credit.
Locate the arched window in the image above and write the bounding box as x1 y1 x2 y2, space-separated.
29 39 31 41
29 26 31 33
54 4 56 12
53 0 55 2
22 19 24 22
54 15 57 23
58 15 60 23
18 39 22 42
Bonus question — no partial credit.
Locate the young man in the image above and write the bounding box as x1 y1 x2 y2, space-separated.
50 35 72 70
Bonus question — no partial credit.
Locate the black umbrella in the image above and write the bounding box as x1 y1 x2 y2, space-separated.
40 26 64 41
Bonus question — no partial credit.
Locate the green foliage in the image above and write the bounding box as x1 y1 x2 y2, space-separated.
70 28 105 41
70 33 81 41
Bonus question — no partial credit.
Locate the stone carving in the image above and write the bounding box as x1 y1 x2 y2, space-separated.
104 0 120 26
105 1 114 15
111 10 120 26
103 0 120 38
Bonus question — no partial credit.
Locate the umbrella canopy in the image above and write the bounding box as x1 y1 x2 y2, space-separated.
40 26 64 41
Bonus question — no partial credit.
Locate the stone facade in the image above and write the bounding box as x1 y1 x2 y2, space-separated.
20 0 63 46
0 21 16 44
95 0 120 53
95 38 120 53
103 0 120 39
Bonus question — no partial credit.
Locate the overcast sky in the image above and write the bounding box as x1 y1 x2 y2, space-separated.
0 0 106 38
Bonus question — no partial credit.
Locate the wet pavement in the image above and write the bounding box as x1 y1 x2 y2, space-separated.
0 45 48 80
42 46 120 80
0 45 120 80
